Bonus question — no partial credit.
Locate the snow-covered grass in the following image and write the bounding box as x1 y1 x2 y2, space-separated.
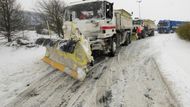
0 31 56 106
176 23 190 41
151 33 190 107
0 30 58 46
15 31 58 43
0 34 6 45
0 46 50 106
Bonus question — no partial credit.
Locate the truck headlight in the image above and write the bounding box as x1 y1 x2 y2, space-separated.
102 30 106 34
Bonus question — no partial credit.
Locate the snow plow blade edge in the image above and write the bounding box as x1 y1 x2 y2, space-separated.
42 56 81 80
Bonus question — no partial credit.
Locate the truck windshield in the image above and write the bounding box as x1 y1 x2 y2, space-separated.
133 20 143 25
158 22 168 27
65 1 104 21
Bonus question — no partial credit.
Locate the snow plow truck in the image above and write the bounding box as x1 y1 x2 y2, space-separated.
36 0 133 81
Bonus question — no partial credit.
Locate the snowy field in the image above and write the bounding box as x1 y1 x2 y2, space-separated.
0 31 190 107
0 46 49 106
0 31 55 106
151 33 190 107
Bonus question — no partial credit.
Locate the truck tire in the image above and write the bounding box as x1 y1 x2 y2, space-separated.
109 38 117 57
151 31 155 36
123 32 129 46
128 32 132 44
141 31 146 38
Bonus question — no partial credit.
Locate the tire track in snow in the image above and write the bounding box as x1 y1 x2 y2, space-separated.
56 58 111 107
115 39 178 107
6 56 108 107
67 58 114 107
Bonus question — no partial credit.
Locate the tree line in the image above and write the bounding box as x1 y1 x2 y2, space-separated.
0 0 65 42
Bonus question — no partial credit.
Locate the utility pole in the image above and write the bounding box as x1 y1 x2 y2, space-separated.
137 0 142 19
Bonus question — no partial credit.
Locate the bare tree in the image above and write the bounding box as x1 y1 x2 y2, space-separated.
37 0 65 38
0 0 23 42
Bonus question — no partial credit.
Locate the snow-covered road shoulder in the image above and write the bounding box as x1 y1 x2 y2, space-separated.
151 33 190 107
0 46 51 106
0 31 61 106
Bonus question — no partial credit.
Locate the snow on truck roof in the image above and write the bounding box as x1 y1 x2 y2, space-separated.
66 1 132 17
68 0 107 6
114 9 132 17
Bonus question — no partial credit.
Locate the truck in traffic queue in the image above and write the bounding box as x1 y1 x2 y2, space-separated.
133 18 156 38
143 19 156 36
157 20 185 33
64 0 133 56
36 0 134 80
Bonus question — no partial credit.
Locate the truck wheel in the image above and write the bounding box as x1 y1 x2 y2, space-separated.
109 38 117 57
129 32 132 44
151 31 155 36
141 32 145 38
123 33 129 46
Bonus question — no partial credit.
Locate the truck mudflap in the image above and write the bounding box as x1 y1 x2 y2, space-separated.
36 22 94 81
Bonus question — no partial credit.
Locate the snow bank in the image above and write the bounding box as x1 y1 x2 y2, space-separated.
15 31 58 42
0 34 6 45
0 46 51 106
0 31 59 106
0 30 58 46
152 33 190 107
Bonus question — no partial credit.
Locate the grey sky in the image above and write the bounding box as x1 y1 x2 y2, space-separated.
18 0 190 22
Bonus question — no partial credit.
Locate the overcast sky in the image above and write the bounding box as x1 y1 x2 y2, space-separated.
18 0 190 23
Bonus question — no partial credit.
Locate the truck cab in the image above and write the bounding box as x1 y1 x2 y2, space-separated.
157 20 171 33
157 20 184 33
133 18 146 38
64 0 132 56
133 19 144 28
133 18 156 37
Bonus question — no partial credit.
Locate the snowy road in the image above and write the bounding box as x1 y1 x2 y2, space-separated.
5 34 179 107
108 39 178 107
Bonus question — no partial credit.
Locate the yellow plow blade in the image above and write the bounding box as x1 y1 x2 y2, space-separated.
36 22 94 81
36 37 93 81
42 56 79 80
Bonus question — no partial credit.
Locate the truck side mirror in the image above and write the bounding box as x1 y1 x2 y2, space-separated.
106 2 113 19
110 3 113 18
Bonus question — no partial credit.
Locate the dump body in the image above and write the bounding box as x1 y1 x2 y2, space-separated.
114 9 133 31
143 19 156 36
143 19 156 30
